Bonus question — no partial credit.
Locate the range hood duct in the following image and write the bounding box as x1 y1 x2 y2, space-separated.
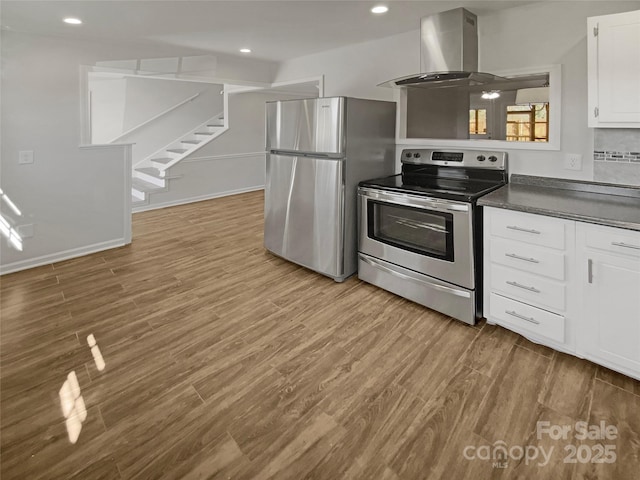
380 8 505 89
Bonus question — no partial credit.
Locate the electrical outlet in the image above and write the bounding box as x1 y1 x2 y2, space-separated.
564 153 582 171
19 150 34 164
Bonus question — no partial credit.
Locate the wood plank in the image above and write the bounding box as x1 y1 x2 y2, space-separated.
460 322 520 378
390 365 494 479
538 351 597 420
474 345 552 445
574 379 640 479
596 365 640 397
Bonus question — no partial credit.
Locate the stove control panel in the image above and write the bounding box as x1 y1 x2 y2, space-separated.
401 149 507 170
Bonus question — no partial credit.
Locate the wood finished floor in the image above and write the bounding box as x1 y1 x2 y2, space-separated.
1 190 639 480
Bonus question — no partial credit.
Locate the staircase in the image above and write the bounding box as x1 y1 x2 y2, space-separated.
131 113 226 209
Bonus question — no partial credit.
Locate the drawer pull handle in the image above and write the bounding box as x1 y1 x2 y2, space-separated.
505 253 540 264
506 280 541 293
505 310 540 325
611 241 640 250
506 225 541 235
588 258 593 284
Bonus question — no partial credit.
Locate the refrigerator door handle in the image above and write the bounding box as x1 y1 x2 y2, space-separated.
271 149 342 160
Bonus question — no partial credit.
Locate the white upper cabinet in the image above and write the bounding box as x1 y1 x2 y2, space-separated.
588 10 640 127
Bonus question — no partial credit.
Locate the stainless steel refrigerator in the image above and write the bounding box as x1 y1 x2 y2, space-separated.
264 96 396 282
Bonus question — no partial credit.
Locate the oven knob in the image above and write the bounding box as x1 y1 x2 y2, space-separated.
477 155 486 162
405 152 412 158
413 152 421 159
489 155 498 162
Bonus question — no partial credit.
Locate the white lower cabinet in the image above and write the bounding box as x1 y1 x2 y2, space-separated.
484 207 575 353
490 292 565 344
576 223 640 379
484 207 640 380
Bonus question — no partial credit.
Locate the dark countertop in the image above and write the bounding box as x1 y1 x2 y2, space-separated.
478 175 640 232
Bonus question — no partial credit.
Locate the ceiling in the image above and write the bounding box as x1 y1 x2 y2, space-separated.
1 0 540 62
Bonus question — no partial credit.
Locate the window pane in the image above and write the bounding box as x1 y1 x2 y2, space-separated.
534 104 548 120
504 103 549 142
469 109 487 135
478 109 487 134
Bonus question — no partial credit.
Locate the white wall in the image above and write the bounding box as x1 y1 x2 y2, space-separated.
275 29 419 102
0 30 279 273
0 32 133 273
275 1 640 181
141 90 304 210
122 77 222 131
89 76 127 143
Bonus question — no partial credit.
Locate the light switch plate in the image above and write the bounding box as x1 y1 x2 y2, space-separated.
564 153 582 171
19 150 34 164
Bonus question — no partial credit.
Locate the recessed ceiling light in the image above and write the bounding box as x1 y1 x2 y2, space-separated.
371 5 389 14
63 17 82 25
240 48 251 54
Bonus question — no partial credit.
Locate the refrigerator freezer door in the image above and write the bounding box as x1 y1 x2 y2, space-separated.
266 97 345 155
265 154 345 279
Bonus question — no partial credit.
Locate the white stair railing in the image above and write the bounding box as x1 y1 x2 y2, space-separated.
108 92 201 144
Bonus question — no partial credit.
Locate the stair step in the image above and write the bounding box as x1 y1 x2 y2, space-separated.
181 140 201 145
151 157 173 165
166 148 188 154
132 195 147 205
207 124 224 128
194 131 214 136
135 167 164 179
134 167 166 187
132 178 165 193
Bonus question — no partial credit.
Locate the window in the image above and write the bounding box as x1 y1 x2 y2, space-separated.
469 109 487 135
506 104 549 142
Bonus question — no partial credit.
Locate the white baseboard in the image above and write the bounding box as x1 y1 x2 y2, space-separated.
132 185 265 213
0 238 129 275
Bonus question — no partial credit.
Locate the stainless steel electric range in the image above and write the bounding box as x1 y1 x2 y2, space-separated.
358 148 508 325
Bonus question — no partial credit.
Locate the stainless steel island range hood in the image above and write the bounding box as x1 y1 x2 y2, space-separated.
380 8 505 89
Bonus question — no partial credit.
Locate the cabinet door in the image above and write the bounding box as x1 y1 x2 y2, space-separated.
588 10 640 127
580 249 640 375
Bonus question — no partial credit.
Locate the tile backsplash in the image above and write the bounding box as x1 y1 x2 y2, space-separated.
593 129 640 186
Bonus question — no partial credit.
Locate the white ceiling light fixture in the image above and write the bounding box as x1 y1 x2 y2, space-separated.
481 91 500 100
371 6 389 14
515 86 549 105
239 48 251 54
63 17 82 25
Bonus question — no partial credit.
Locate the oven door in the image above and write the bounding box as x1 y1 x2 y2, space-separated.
358 187 475 289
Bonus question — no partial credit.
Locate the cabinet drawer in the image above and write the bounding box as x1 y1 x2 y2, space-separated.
491 264 566 312
583 224 640 258
491 293 565 343
490 208 567 250
490 237 566 280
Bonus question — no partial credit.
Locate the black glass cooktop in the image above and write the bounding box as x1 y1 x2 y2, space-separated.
359 165 507 203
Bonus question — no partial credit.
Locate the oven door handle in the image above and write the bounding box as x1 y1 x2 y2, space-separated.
359 188 469 213
359 255 471 298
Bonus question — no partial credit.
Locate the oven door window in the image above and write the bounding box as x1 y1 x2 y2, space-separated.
367 200 454 261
